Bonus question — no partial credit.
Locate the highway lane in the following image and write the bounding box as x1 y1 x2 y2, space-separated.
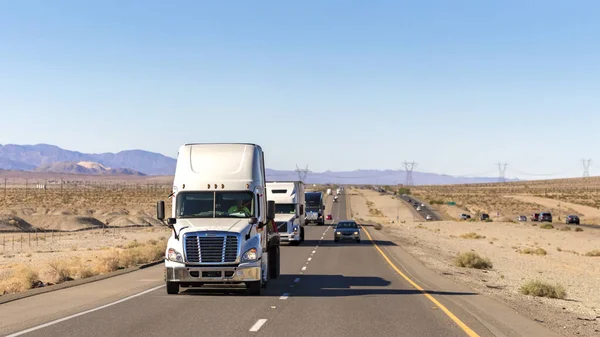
1 193 561 337
398 194 442 221
258 193 477 337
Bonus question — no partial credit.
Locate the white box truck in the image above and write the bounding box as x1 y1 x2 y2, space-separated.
266 181 305 245
326 188 332 195
156 143 281 295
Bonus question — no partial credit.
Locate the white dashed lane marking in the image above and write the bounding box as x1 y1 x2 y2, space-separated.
308 257 312 261
249 319 267 332
301 266 307 271
279 293 289 300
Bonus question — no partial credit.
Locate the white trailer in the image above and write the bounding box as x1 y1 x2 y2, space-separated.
156 143 280 295
266 181 305 245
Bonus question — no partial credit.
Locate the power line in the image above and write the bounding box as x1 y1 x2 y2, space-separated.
295 164 310 182
582 159 591 177
402 161 417 185
497 162 508 183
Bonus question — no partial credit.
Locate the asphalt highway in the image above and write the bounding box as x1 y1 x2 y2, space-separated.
0 194 560 337
397 194 442 221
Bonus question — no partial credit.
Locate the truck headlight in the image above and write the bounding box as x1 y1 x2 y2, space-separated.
293 226 299 233
242 248 258 262
336 231 341 235
354 231 358 235
167 248 183 262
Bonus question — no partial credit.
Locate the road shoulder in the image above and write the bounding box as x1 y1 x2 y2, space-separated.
362 225 561 337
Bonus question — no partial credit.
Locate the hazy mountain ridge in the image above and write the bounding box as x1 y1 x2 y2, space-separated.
0 144 517 184
0 144 175 175
266 168 517 185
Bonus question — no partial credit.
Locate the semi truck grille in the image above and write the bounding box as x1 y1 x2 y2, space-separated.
184 234 239 263
276 221 288 232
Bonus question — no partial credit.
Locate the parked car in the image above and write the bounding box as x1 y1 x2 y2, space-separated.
539 212 552 222
426 214 432 220
480 213 489 221
517 215 527 222
565 215 580 225
459 214 471 220
416 206 422 211
530 213 540 221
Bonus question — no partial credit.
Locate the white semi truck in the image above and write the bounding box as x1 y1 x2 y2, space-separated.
156 143 281 295
266 181 305 245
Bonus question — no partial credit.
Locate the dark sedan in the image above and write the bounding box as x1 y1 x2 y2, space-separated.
334 220 361 243
565 215 580 225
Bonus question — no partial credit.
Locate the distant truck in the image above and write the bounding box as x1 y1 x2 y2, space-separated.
156 143 280 295
305 191 325 225
266 181 305 245
326 188 332 195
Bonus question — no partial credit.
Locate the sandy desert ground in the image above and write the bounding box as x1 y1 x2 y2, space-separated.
0 173 173 295
348 188 600 336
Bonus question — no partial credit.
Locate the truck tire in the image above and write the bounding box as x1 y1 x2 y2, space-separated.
269 246 280 279
166 281 179 295
246 281 263 295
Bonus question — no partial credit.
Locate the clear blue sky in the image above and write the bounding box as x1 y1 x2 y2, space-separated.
1 0 598 179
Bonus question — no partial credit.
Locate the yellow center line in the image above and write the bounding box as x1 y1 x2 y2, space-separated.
360 224 481 337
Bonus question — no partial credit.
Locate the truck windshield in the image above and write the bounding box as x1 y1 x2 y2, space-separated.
275 203 296 214
176 191 255 218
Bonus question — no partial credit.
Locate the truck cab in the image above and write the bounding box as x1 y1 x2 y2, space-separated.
266 181 305 245
156 143 280 295
304 191 325 226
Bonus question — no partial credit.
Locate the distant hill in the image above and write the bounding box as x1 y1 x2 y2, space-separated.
0 144 175 175
266 168 518 185
34 161 146 176
0 143 518 184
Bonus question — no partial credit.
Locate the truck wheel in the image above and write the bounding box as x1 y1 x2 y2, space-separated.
166 281 179 295
269 246 280 279
246 281 263 295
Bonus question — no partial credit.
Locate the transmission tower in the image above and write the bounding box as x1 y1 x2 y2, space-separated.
295 164 310 182
497 162 508 183
582 159 591 177
402 161 417 185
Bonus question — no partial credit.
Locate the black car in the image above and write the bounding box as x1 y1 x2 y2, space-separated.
539 212 552 222
565 215 580 225
480 213 489 221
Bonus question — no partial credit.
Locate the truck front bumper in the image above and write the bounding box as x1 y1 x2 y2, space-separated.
164 259 261 283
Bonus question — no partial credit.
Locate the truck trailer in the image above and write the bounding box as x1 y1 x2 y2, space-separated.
156 143 281 295
266 181 305 245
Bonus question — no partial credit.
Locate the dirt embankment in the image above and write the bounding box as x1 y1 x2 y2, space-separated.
349 188 600 337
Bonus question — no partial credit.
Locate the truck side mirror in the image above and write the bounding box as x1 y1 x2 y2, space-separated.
299 205 304 215
157 201 165 220
248 217 258 224
167 218 177 226
267 200 275 220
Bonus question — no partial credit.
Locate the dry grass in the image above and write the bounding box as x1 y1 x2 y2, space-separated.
518 247 548 255
520 280 567 299
459 232 485 239
453 252 493 269
539 223 554 229
584 250 600 257
0 236 167 295
365 200 384 217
